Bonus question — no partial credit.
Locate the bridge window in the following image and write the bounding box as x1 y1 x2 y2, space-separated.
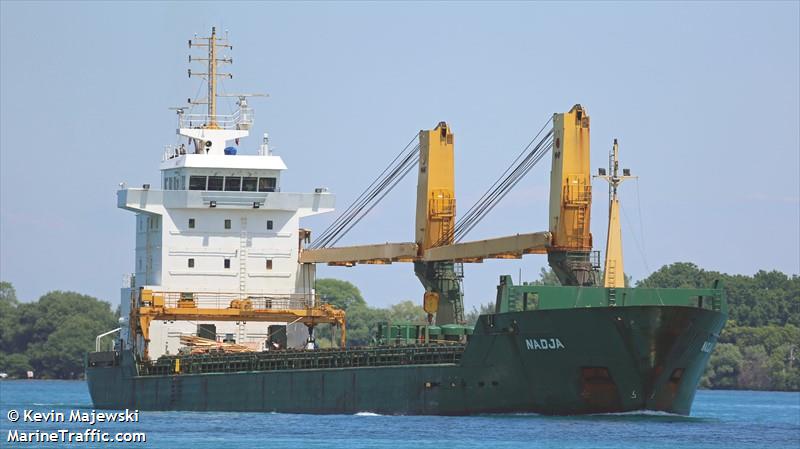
266 259 273 270
258 177 276 192
188 258 195 268
189 176 207 191
224 258 231 269
224 219 231 229
188 218 195 229
242 177 258 192
208 176 224 191
224 176 241 191
267 220 273 230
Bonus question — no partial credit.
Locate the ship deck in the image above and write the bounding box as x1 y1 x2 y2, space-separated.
140 343 466 376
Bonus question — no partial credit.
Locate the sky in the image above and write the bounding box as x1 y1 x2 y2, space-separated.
1 1 798 312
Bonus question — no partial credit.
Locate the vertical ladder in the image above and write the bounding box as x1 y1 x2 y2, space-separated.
439 216 453 245
453 263 465 323
238 217 248 343
606 259 617 287
575 205 587 246
607 259 617 305
239 217 248 295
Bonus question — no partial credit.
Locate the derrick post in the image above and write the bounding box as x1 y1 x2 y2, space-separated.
413 122 464 325
547 104 597 286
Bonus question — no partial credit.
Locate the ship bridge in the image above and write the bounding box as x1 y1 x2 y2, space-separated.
114 27 340 360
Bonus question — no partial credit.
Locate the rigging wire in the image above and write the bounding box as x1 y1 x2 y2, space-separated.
311 140 419 248
433 116 554 246
452 118 552 235
311 115 555 250
620 198 663 303
619 201 650 274
327 152 419 247
321 138 418 243
634 178 647 266
455 135 553 242
310 136 421 249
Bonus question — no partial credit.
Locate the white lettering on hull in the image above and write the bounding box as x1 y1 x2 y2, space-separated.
700 341 716 353
525 338 565 351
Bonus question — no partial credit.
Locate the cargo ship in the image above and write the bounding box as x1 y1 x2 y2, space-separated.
86 28 727 415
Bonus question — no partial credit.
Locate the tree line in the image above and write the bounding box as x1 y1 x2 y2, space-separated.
0 282 118 379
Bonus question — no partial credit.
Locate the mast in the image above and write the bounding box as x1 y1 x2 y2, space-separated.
209 27 217 124
595 139 636 288
188 27 232 129
547 105 596 286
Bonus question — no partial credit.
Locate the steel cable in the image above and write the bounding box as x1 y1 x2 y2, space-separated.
310 136 420 249
433 117 554 246
313 143 419 249
455 136 553 242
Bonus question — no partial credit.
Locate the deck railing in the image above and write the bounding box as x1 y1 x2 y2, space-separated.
142 291 317 311
178 106 253 131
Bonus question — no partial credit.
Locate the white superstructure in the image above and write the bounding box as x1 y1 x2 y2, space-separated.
117 28 334 358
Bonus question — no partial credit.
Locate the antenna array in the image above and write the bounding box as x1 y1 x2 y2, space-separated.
188 27 233 128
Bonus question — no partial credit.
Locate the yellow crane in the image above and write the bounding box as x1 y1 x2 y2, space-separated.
300 105 597 325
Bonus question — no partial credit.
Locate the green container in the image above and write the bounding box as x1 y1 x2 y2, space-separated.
426 326 441 336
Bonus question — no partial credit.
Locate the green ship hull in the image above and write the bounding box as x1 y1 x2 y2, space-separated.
86 284 727 415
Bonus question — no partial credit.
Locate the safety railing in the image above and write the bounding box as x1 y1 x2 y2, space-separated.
178 106 253 130
141 291 317 311
141 343 467 375
95 328 121 352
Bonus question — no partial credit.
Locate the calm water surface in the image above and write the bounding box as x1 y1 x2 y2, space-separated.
1 380 798 448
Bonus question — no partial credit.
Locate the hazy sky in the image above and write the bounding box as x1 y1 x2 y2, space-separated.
1 1 798 311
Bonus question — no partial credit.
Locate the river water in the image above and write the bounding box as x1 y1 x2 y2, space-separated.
0 380 798 448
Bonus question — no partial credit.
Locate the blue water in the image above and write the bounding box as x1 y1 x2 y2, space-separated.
0 381 798 448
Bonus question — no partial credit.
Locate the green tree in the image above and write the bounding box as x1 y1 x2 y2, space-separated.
0 281 17 304
0 281 20 353
343 303 389 347
387 300 426 323
701 343 743 389
638 263 799 327
0 286 118 379
316 278 366 311
0 353 32 378
465 301 495 326
738 345 772 390
531 267 560 286
636 262 718 289
715 323 800 390
766 344 800 390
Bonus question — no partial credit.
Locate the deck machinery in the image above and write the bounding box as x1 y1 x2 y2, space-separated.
86 28 727 416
